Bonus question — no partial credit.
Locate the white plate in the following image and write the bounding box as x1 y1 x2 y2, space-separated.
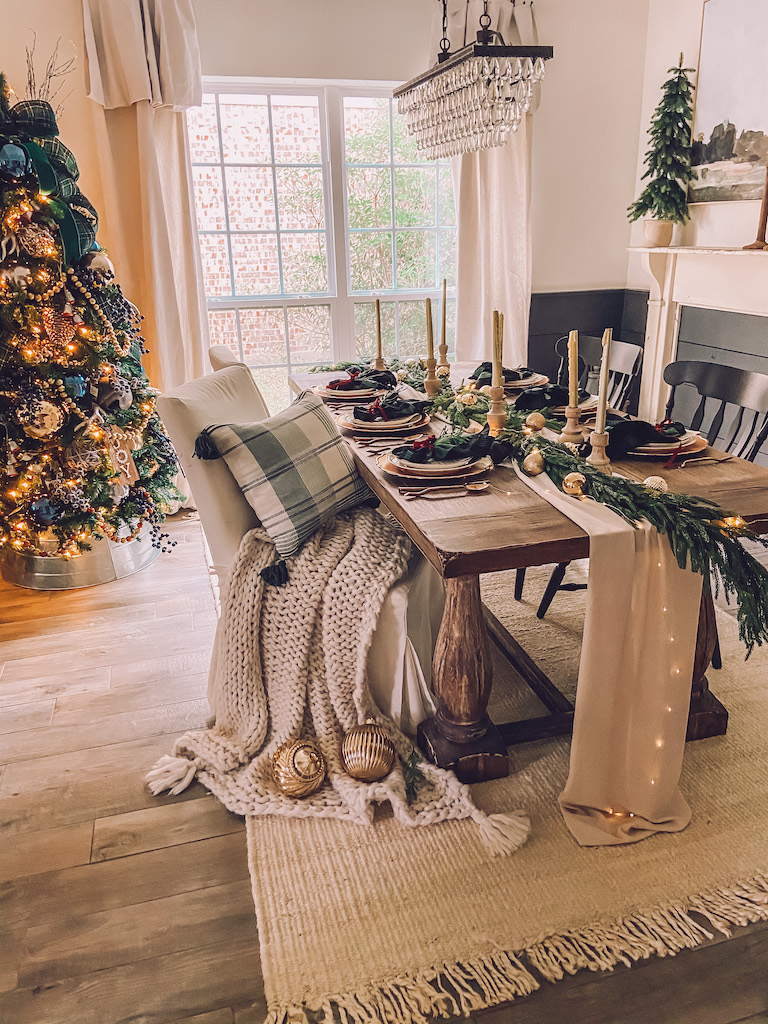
549 396 600 413
388 453 474 474
504 372 549 390
338 411 421 430
630 436 708 458
313 385 382 399
633 430 699 453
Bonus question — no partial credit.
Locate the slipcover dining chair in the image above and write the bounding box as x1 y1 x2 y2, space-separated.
209 344 245 373
514 334 644 618
157 364 444 734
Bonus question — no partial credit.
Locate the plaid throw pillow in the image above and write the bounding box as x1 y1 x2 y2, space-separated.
197 390 372 558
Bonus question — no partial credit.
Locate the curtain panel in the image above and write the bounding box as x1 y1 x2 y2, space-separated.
442 0 537 366
81 0 208 391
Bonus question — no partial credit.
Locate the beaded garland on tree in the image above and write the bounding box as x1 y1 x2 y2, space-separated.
0 74 180 559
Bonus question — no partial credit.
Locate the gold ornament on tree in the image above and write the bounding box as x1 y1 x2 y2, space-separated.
521 450 545 476
272 738 327 798
340 719 396 782
17 223 57 258
41 306 76 347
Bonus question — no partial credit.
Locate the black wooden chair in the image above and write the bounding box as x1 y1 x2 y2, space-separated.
514 334 643 619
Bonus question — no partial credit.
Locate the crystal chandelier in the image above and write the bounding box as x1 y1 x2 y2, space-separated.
394 0 553 161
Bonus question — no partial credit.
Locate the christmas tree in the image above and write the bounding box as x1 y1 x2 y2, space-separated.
628 55 697 225
0 74 180 564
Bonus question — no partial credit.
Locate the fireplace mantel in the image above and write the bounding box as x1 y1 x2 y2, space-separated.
629 246 768 422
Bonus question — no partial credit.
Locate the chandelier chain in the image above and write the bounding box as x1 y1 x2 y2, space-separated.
439 0 450 55
479 1 492 30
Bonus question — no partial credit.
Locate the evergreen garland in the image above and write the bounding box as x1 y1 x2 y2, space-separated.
628 55 697 225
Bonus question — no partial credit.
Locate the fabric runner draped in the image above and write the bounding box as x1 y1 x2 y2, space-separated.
514 466 703 845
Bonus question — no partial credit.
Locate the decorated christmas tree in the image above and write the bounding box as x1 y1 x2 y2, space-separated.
628 55 697 225
0 74 179 569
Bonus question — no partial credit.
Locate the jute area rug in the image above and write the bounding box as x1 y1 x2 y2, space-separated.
247 563 768 1024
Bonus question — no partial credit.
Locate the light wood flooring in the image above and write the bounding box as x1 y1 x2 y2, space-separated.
1 514 767 1024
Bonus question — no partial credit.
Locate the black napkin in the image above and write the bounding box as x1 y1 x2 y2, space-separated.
469 362 536 388
327 366 397 391
578 419 688 460
514 384 590 411
353 392 430 422
391 427 514 465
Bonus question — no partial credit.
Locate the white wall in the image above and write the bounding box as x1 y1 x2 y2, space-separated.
626 0 761 289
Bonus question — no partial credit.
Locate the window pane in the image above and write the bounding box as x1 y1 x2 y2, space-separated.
438 166 456 226
251 367 292 415
349 232 393 291
225 167 275 230
199 234 231 297
276 167 325 230
207 309 239 354
398 301 428 358
392 111 420 164
396 231 436 290
271 96 321 164
220 95 271 163
231 234 280 295
439 230 457 289
187 95 219 162
354 301 396 360
394 168 436 227
281 233 328 294
347 167 392 229
240 308 285 364
444 298 457 359
192 166 226 231
288 305 331 362
343 97 390 164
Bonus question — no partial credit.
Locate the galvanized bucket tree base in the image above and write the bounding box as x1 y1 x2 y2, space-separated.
0 524 159 590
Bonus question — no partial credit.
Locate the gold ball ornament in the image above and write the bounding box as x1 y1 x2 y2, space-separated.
436 365 451 377
562 471 587 497
643 475 669 492
272 739 327 798
340 720 396 782
458 392 478 406
521 450 545 476
525 412 546 432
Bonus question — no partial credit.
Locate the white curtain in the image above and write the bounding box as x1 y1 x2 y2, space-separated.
81 0 208 391
443 0 538 366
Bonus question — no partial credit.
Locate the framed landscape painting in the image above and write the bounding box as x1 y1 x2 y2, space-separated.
689 0 768 203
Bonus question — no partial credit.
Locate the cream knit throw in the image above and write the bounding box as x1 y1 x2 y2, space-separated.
147 507 529 855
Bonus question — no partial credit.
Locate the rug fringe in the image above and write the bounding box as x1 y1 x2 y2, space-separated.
145 754 197 795
262 871 768 1024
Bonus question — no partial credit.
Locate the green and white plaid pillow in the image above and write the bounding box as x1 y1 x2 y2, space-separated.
197 390 373 557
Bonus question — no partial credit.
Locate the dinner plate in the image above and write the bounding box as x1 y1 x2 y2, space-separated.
376 453 493 483
388 453 475 475
630 435 708 458
549 395 600 414
632 430 699 453
504 372 550 390
313 385 385 400
338 411 422 431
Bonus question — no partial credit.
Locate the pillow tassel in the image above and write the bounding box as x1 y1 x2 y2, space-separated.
260 559 289 586
194 429 221 460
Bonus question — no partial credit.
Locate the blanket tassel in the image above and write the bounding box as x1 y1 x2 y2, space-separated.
473 810 530 856
260 559 289 586
145 754 197 795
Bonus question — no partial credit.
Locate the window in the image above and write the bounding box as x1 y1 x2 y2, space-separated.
187 84 457 412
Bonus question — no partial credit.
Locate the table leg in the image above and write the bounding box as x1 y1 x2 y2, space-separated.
417 576 509 783
686 587 728 740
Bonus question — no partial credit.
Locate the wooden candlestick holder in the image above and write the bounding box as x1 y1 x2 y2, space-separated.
486 384 507 436
585 430 612 474
424 357 441 398
558 405 585 444
373 355 386 370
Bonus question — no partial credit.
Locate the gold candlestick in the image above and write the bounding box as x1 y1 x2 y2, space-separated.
438 278 449 370
424 298 440 397
585 429 611 473
374 298 385 370
487 311 507 435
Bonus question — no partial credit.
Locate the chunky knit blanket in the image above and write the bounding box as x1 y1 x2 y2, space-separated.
147 507 529 854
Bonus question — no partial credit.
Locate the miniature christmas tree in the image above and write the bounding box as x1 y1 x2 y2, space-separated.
628 55 697 225
0 74 180 565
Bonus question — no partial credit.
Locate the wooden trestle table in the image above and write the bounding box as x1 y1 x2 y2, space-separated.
290 367 768 783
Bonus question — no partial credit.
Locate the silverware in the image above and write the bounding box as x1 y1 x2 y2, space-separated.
678 454 735 469
399 481 490 499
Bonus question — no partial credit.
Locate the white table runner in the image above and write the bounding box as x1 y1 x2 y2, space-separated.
514 466 703 845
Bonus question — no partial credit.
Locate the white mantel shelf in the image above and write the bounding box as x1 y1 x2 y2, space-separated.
629 246 768 256
628 245 768 422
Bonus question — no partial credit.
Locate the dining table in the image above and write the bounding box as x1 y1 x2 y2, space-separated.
290 364 768 783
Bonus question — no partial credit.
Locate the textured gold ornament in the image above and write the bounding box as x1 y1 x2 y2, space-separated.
21 399 65 437
642 475 669 492
524 412 546 432
340 719 396 782
17 224 57 258
521 451 545 476
562 471 587 497
41 306 76 347
272 739 326 798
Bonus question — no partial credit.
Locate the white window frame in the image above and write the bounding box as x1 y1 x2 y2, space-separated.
197 76 455 369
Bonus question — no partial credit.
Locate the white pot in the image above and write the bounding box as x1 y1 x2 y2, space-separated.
642 219 674 247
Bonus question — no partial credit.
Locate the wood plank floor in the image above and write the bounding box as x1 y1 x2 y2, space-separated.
1 514 766 1024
